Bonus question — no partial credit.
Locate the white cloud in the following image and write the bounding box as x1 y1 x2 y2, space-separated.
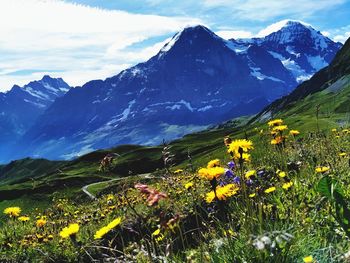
215 30 253 39
0 0 201 91
320 25 350 43
333 32 350 43
204 0 345 21
321 31 331 37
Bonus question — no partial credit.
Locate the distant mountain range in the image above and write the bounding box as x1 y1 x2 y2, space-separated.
0 76 70 161
0 21 343 162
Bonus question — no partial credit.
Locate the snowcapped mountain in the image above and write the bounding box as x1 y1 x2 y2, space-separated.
0 76 70 162
234 20 342 83
2 22 342 162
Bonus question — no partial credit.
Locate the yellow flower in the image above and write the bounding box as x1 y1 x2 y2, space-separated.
206 184 239 203
268 119 283 127
282 182 293 190
303 255 314 263
289 130 300 136
339 152 347 157
264 186 276 194
152 228 164 241
331 128 337 132
233 152 251 162
36 218 47 228
94 217 122 239
18 216 30 222
207 159 220 168
107 194 114 201
245 170 256 179
4 207 21 217
271 136 283 145
59 223 80 239
184 182 193 190
315 166 330 173
272 125 288 132
277 170 286 178
152 228 161 236
198 167 225 180
249 193 256 198
227 139 254 155
174 169 183 174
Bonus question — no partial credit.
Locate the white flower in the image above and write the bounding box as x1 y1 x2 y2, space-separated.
253 239 265 250
261 236 271 245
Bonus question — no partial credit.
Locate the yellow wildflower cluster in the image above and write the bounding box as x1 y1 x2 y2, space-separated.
245 170 256 179
18 216 30 222
289 130 300 136
59 223 80 239
315 166 330 173
198 166 225 180
36 217 47 228
227 139 253 162
94 217 122 239
184 182 194 190
4 207 21 217
152 228 164 241
282 182 293 190
206 184 239 203
207 159 220 168
268 119 283 127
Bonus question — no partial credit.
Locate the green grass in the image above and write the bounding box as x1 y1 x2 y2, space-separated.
1 123 350 262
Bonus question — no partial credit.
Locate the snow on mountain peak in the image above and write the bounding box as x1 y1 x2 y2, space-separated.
257 20 312 37
158 25 221 57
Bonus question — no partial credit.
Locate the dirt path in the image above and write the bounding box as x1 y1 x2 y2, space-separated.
81 173 154 200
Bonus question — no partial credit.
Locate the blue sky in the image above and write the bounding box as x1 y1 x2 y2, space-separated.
0 0 349 91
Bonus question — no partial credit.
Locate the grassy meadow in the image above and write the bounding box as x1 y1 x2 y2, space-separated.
1 116 350 262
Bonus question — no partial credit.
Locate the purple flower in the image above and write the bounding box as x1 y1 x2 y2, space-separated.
219 181 227 186
225 169 235 178
227 161 235 169
233 176 241 184
246 179 254 186
257 170 265 177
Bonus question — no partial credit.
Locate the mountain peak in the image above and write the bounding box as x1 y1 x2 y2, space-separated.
41 75 55 82
257 19 313 37
157 24 222 57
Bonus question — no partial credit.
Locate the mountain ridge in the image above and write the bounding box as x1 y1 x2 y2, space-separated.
1 22 342 162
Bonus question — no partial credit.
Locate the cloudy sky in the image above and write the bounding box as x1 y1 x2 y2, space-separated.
0 0 349 91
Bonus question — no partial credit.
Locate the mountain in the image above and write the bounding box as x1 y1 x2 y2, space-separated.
254 35 350 122
2 22 342 162
0 76 70 162
234 20 342 83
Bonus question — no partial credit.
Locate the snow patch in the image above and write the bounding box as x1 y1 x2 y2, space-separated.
307 55 328 71
115 100 136 122
250 67 284 82
159 31 181 54
257 19 312 37
286 46 300 57
225 41 249 53
23 99 46 108
23 86 51 100
198 105 213 112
